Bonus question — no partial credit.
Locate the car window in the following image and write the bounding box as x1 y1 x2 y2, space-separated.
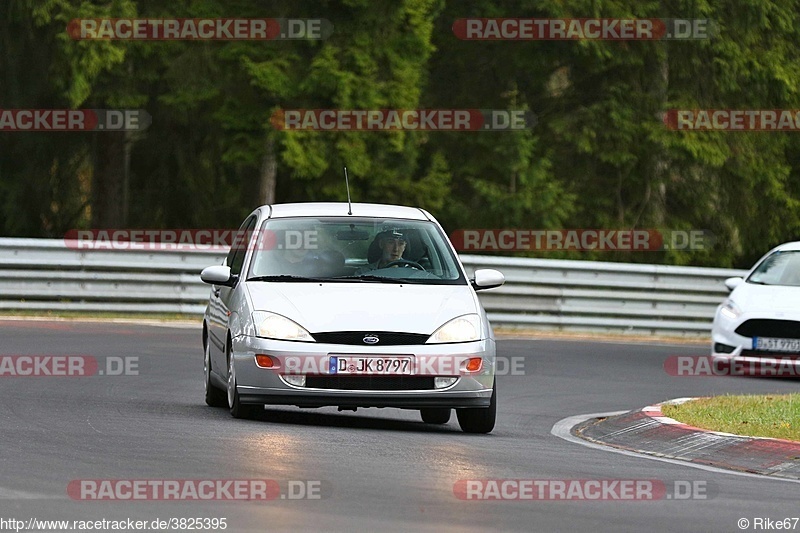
748 250 800 286
227 215 257 278
247 217 466 285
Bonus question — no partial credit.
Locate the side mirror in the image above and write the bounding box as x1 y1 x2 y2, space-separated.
724 277 744 291
472 269 505 291
201 265 236 287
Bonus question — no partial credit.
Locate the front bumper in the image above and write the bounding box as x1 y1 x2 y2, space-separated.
231 335 496 409
711 313 800 365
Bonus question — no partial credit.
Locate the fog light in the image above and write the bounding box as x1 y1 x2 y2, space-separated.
464 357 483 372
283 374 306 387
434 377 458 389
255 354 275 368
713 343 736 354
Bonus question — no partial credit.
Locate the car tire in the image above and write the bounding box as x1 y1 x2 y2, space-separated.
456 381 496 434
204 339 227 408
226 342 259 419
229 381 258 419
420 408 451 424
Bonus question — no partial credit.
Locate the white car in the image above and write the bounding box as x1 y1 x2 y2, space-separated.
712 241 800 363
200 202 505 433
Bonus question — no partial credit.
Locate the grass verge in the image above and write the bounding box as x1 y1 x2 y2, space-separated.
661 394 800 442
493 327 708 345
0 310 194 321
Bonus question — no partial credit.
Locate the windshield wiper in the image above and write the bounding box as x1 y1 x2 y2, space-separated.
247 275 330 282
247 274 420 284
334 275 408 283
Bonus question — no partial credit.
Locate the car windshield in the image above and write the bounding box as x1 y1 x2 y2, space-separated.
246 217 466 285
747 250 800 286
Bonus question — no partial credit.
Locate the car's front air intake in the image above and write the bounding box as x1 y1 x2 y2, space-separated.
310 331 429 346
305 376 436 390
734 319 800 339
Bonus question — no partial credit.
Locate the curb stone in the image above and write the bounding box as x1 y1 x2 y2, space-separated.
574 398 800 480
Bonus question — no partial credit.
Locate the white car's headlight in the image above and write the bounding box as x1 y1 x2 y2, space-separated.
427 314 481 344
252 311 314 342
719 299 742 320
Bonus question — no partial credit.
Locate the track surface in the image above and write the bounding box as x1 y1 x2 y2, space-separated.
1 320 798 532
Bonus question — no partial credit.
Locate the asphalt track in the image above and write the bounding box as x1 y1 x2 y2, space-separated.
1 320 798 533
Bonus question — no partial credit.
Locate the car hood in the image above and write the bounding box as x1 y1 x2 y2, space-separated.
731 283 800 314
245 282 479 334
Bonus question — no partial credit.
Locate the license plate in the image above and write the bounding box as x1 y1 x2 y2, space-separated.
329 356 413 375
753 337 800 352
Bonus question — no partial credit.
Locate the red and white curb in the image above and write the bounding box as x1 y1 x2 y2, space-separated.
555 398 800 481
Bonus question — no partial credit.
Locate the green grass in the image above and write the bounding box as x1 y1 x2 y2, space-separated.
661 394 800 442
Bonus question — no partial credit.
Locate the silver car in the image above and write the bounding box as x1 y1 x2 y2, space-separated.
200 202 505 433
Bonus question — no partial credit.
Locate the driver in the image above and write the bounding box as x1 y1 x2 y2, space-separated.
364 230 408 270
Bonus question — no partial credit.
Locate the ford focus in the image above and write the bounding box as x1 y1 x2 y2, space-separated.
712 241 800 367
200 202 505 433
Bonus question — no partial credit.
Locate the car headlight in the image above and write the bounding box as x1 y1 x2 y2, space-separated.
252 311 314 342
427 314 481 344
719 299 742 320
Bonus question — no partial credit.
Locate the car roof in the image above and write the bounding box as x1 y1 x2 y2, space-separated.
260 202 431 221
774 241 800 252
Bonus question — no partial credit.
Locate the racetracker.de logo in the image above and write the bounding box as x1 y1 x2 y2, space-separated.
452 18 712 40
67 479 329 500
453 479 711 500
0 109 149 132
664 356 800 377
67 18 333 40
450 229 711 252
664 109 800 131
256 355 527 376
270 109 536 131
0 355 138 377
63 229 318 252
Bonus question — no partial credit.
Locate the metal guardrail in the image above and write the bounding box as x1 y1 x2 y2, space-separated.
0 238 224 315
461 256 745 337
0 238 746 336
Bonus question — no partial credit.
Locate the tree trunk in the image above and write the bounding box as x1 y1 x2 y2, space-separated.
650 48 670 227
258 137 277 205
91 131 126 228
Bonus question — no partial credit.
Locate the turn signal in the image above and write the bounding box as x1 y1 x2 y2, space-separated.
465 357 483 372
255 354 274 368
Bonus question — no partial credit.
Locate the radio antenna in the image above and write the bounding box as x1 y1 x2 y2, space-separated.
344 167 352 215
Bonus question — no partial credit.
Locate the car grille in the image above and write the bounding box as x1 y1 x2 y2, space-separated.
305 376 436 390
734 320 800 339
310 331 429 346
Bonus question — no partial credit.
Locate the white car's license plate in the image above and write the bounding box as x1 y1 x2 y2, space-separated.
329 356 413 375
753 337 800 352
